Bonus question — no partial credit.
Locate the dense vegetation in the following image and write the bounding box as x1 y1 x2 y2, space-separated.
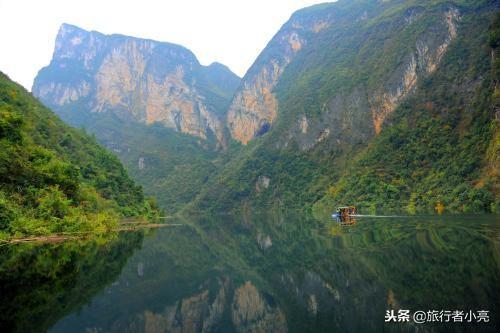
29 0 499 217
56 110 231 213
0 72 157 238
192 0 500 215
316 9 500 214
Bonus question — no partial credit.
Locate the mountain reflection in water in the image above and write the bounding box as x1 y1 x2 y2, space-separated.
1 213 498 333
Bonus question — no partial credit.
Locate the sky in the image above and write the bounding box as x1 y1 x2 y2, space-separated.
0 0 328 91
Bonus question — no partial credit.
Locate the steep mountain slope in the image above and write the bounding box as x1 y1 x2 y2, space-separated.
0 72 155 237
33 23 240 148
315 9 500 214
58 110 230 213
228 0 464 146
226 2 344 144
193 0 499 214
33 24 240 213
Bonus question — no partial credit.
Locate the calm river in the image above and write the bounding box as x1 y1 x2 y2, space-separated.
1 213 498 332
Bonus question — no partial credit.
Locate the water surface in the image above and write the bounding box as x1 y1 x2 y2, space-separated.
1 213 498 332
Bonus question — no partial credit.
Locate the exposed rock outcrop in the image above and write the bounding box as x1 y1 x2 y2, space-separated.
226 12 331 144
307 294 318 317
370 7 461 134
255 176 270 192
33 24 240 148
256 233 273 250
138 157 145 170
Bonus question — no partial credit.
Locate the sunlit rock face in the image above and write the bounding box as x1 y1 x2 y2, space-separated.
369 7 461 134
226 11 330 145
284 5 461 152
33 24 240 148
228 3 461 149
255 175 270 193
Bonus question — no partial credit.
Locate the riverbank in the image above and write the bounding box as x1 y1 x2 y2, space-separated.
0 220 182 245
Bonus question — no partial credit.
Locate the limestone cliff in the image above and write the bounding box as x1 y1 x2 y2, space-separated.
33 24 240 147
226 8 331 144
273 3 464 152
369 7 461 134
192 0 497 214
227 2 463 147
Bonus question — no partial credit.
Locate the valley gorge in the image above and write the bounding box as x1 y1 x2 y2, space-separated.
32 0 499 215
1 0 499 332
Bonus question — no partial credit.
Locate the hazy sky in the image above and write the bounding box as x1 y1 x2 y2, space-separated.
0 0 328 90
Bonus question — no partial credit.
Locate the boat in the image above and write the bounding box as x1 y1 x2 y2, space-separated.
331 206 357 219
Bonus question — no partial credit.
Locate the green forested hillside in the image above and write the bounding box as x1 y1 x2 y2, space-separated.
192 0 500 215
31 24 241 215
55 109 232 213
0 72 156 238
315 9 500 214
29 0 499 216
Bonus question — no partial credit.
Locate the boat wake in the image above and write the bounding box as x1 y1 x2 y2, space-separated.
349 214 405 218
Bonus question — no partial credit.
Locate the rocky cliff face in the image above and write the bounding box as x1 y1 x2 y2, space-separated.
226 7 331 144
192 0 498 214
33 24 240 147
227 1 462 146
369 6 461 134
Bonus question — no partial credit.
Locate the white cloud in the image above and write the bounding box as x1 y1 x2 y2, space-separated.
0 0 328 90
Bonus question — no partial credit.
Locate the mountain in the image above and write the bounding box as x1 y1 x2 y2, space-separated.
192 0 500 214
0 72 155 237
57 111 229 213
226 2 335 144
33 24 240 213
228 0 463 145
33 23 240 148
32 1 499 215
